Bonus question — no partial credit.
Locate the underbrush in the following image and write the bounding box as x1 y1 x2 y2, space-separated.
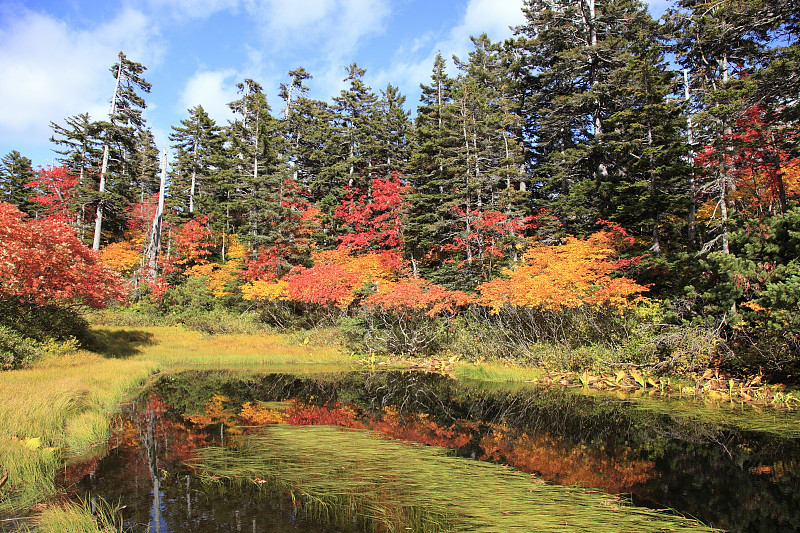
0 299 91 370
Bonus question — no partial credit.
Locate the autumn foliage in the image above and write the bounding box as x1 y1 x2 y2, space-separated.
0 202 125 307
476 229 648 313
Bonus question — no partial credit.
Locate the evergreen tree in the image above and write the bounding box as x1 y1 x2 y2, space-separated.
226 79 283 252
516 0 673 239
373 84 411 176
92 51 152 250
49 113 103 240
0 151 35 216
406 53 462 283
169 105 224 218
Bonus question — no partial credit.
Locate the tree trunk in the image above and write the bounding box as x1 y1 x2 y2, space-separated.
92 54 123 251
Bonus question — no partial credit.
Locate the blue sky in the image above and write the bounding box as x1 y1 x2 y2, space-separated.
0 0 671 168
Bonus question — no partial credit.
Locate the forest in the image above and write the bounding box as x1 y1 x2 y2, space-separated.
2 0 800 381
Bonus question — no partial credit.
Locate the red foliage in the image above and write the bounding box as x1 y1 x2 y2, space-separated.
0 202 125 307
443 207 536 279
25 165 79 223
283 262 363 309
695 104 800 215
334 173 409 256
175 215 214 267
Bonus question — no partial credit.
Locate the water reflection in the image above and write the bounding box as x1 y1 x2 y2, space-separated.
76 371 800 532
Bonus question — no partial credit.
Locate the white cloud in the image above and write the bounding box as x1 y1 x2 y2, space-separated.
0 6 163 148
178 69 238 123
372 0 525 108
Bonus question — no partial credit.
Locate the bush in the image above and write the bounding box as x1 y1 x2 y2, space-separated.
0 325 42 370
341 308 452 356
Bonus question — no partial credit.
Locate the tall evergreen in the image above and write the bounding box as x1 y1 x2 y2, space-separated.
169 105 224 218
226 79 282 252
49 113 103 239
516 0 674 239
406 53 462 282
93 51 152 249
0 151 35 216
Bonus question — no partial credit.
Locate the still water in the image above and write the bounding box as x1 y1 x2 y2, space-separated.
74 371 800 532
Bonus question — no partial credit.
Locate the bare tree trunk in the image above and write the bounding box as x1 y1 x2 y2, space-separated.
92 54 123 251
145 147 167 281
684 69 697 251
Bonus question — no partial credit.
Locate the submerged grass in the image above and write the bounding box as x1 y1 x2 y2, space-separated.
195 425 716 533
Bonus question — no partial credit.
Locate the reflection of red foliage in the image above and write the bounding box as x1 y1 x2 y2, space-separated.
479 425 655 494
285 401 364 429
371 407 473 448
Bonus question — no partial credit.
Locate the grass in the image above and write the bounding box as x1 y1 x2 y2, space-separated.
90 324 352 367
194 424 717 533
0 324 354 525
0 351 157 518
30 496 125 533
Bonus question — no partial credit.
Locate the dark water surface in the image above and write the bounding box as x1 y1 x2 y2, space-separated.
73 371 800 532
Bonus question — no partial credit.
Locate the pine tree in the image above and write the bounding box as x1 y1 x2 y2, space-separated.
0 151 35 216
92 51 152 250
169 105 224 218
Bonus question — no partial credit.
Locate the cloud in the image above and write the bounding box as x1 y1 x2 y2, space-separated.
0 5 163 149
372 0 525 108
178 69 239 124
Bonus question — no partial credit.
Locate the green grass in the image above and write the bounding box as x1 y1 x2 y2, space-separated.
31 496 124 533
0 325 354 521
194 425 717 533
0 351 158 516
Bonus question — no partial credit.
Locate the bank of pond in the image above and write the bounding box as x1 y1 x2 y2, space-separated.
30 370 795 533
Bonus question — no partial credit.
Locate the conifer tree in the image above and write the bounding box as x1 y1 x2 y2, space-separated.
92 51 152 250
0 151 35 216
169 105 224 218
49 113 103 239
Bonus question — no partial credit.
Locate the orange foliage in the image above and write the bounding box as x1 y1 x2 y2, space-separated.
100 232 144 275
371 406 473 448
364 276 473 317
479 425 655 494
476 230 648 313
242 249 400 309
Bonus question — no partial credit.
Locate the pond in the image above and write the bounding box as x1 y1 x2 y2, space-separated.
72 371 800 532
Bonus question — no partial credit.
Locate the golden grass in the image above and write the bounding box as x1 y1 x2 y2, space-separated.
0 351 157 516
90 325 352 367
0 325 353 520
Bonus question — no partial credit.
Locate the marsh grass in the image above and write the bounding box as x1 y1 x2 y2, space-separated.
89 325 352 367
194 425 716 533
0 351 157 515
453 362 544 383
31 495 125 533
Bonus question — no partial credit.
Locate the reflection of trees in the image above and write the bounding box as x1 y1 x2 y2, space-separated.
143 371 800 532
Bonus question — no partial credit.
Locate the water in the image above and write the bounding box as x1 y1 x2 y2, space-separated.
73 371 800 532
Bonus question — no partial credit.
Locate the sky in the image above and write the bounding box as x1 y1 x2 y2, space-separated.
0 0 672 168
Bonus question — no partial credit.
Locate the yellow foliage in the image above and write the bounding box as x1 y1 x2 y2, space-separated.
241 279 289 301
186 234 245 297
100 237 142 275
476 231 648 313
